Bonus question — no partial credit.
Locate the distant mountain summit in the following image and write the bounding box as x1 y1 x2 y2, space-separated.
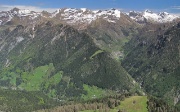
128 9 179 23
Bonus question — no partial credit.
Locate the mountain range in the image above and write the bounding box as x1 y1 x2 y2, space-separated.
0 8 179 26
0 7 180 111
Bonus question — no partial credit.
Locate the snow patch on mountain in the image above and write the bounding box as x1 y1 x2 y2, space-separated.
107 19 116 23
114 9 121 18
16 36 24 43
18 9 31 15
0 44 5 52
51 9 60 17
51 32 64 44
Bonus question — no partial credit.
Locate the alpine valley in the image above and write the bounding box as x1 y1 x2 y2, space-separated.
0 7 180 112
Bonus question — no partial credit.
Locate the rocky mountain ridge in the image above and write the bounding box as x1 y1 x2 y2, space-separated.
0 8 179 27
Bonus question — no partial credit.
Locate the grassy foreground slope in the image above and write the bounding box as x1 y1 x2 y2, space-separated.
80 96 148 112
116 96 148 112
0 89 58 112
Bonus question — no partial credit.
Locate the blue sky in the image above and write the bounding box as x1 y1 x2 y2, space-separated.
0 0 180 13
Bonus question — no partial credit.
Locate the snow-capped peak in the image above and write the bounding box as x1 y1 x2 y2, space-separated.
128 10 179 23
158 12 178 22
0 8 41 25
80 8 87 12
93 8 121 18
114 9 121 18
143 10 160 21
11 8 36 16
51 8 121 24
159 12 169 16
144 9 153 13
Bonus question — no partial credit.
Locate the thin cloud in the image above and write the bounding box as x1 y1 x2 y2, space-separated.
0 5 57 12
171 6 180 10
